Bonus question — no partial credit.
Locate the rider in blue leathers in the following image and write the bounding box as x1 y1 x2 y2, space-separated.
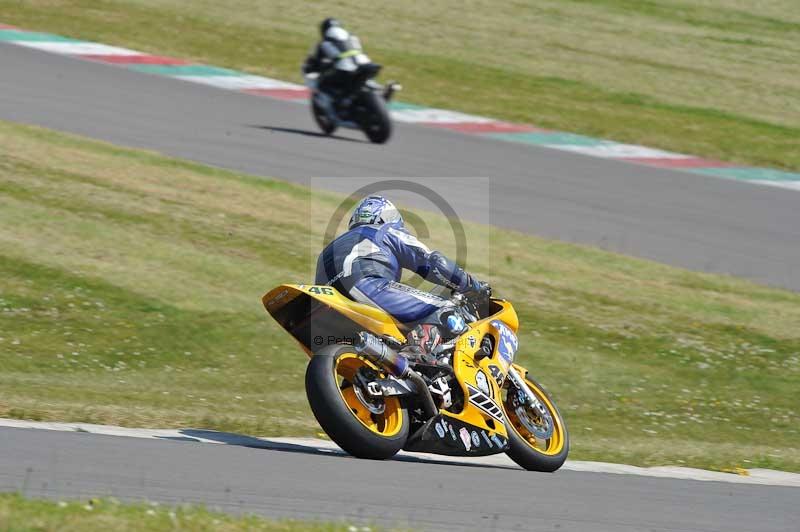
315 195 488 361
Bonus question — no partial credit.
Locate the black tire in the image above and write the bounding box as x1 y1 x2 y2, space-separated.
504 376 569 472
312 98 337 136
357 91 392 144
305 345 409 460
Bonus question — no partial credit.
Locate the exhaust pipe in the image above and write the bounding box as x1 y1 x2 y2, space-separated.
355 332 438 419
354 331 408 377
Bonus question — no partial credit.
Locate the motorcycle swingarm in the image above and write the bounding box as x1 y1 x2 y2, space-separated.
361 377 417 398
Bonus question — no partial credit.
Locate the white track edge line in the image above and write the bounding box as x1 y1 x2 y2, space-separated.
0 418 797 487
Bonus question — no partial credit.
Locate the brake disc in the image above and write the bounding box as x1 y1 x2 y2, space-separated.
512 391 554 440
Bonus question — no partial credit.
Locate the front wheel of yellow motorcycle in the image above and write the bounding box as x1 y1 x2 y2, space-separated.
305 345 410 460
502 372 569 472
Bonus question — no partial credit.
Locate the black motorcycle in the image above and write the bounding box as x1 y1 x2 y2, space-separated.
305 57 400 144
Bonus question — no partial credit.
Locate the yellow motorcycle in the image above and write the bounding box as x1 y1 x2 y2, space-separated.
263 283 569 471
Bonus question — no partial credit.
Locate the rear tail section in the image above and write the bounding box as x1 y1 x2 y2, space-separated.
263 284 404 356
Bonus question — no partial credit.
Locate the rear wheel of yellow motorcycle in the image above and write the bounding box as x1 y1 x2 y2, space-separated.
502 372 569 472
305 345 409 459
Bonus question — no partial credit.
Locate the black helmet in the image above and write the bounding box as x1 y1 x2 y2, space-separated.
320 18 340 37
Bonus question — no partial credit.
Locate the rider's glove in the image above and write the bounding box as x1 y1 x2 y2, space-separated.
461 276 491 299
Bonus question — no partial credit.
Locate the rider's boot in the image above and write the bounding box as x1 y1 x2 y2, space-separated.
400 324 443 366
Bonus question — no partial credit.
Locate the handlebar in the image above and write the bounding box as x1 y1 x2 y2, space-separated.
451 283 493 321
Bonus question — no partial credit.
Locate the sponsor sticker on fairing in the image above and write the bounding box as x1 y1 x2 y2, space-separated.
491 320 518 364
488 364 505 386
471 431 480 448
459 427 472 451
435 422 446 438
266 289 289 307
481 430 493 448
475 370 491 397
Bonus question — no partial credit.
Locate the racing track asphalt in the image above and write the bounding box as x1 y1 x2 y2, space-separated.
1 42 799 290
1 427 797 532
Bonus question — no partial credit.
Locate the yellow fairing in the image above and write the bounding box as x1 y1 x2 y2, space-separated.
441 300 520 440
265 284 520 441
262 284 405 356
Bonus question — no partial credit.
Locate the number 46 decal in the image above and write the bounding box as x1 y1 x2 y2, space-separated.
308 286 334 296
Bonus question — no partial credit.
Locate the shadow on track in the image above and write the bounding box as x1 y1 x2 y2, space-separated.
159 429 517 471
247 125 366 143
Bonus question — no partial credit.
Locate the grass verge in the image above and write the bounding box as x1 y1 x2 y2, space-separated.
0 493 384 531
1 119 799 471
1 0 799 170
